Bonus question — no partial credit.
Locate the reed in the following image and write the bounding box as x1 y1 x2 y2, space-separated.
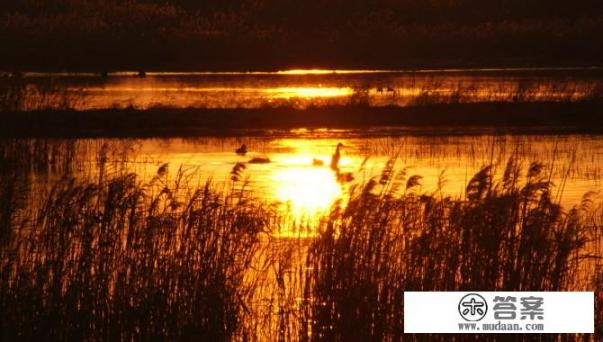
299 158 602 340
0 162 269 340
0 155 601 340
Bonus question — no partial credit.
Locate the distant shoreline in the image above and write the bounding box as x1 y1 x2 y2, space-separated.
4 66 603 77
1 101 602 138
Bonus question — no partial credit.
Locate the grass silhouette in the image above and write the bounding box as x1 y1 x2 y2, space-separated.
0 146 601 340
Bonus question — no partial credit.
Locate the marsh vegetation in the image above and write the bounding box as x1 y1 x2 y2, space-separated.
2 0 602 340
2 70 603 137
0 137 601 340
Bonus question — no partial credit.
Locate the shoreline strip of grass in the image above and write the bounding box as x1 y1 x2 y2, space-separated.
1 101 602 138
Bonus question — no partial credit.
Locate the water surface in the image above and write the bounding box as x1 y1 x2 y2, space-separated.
24 130 601 236
11 68 603 110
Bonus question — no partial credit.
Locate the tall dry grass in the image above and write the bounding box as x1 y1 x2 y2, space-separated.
299 158 602 340
0 149 601 340
406 78 603 106
0 160 270 340
0 74 89 112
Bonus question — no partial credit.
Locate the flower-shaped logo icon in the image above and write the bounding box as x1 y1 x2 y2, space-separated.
458 293 488 321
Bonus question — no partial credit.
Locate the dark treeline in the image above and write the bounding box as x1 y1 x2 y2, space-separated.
1 0 602 70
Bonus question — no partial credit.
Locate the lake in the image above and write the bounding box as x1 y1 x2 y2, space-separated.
2 69 602 340
10 67 603 110
8 131 601 236
3 68 603 232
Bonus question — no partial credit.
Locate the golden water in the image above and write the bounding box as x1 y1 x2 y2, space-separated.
13 68 603 110
42 131 601 237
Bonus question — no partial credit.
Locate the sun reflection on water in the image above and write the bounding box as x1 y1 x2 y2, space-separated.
267 149 348 237
264 87 354 98
272 167 341 217
275 69 393 75
123 134 603 239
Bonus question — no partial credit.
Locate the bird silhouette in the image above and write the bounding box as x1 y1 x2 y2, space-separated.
248 156 270 164
336 171 354 183
236 144 248 155
312 158 324 166
330 143 344 171
157 163 168 176
329 143 355 183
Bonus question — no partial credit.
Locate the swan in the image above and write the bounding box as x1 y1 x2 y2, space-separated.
236 144 248 155
248 156 270 164
312 158 324 166
330 143 344 171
